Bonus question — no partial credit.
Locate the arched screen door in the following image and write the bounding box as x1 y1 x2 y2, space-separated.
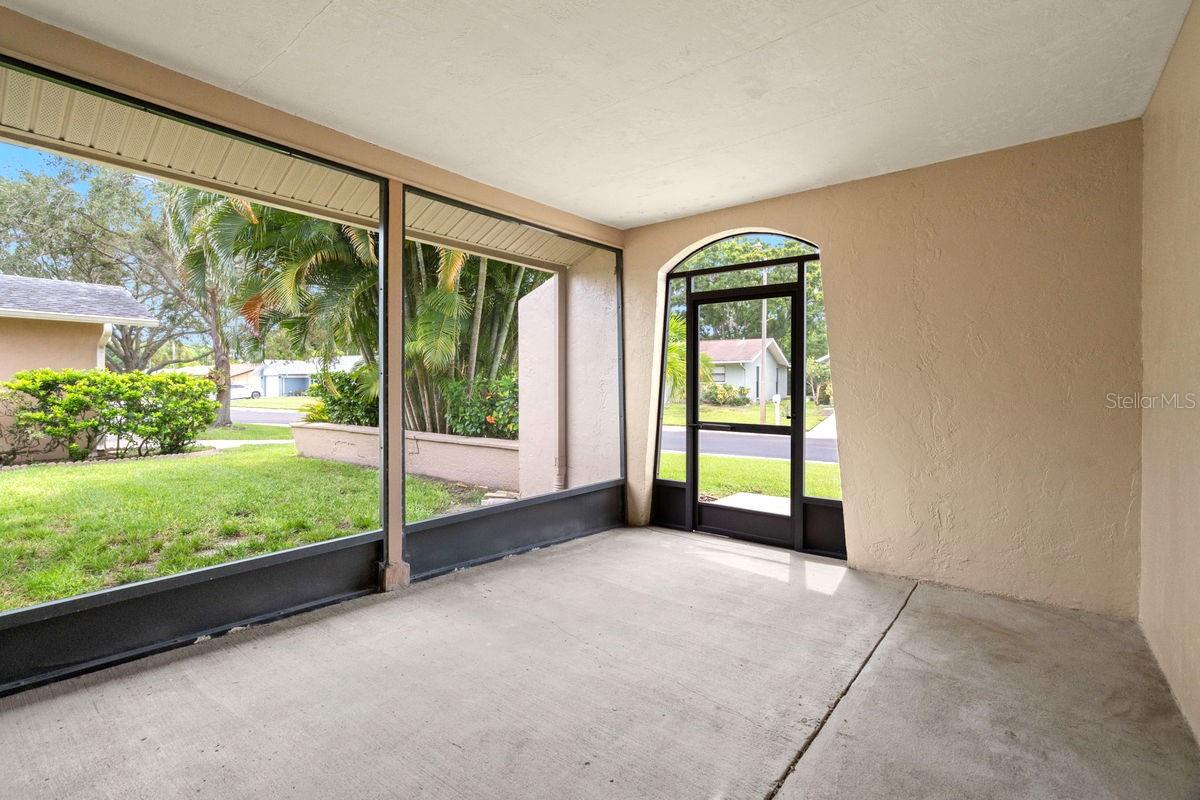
657 252 845 558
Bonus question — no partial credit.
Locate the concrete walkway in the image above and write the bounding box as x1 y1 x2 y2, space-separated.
1 528 1196 799
197 438 291 450
807 412 837 440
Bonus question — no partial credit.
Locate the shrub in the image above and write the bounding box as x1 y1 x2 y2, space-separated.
444 373 518 440
306 365 378 427
0 368 218 460
701 382 751 406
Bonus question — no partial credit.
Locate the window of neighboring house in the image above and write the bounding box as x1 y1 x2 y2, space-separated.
713 367 726 383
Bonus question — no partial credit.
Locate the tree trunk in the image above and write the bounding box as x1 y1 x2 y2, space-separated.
466 257 488 394
208 286 232 427
413 241 428 294
489 265 524 380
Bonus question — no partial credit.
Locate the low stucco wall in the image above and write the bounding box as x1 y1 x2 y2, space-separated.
292 422 379 468
404 430 519 492
1140 1 1200 736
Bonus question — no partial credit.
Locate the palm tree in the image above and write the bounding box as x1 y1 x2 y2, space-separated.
232 206 380 365
163 187 258 426
663 314 713 403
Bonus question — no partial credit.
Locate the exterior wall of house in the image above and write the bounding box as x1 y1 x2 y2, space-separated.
1140 1 1200 736
0 317 106 381
0 318 107 464
714 364 746 395
624 121 1143 617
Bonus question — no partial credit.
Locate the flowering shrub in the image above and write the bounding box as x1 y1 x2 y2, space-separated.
701 382 751 406
444 373 519 440
0 368 217 462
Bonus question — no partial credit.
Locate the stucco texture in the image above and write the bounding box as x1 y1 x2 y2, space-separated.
1140 1 1200 736
0 317 105 381
622 122 1144 617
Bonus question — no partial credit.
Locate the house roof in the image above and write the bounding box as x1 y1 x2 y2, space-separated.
700 338 790 369
0 273 158 326
172 363 259 378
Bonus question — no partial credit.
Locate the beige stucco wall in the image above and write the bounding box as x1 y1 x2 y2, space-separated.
517 254 623 498
518 277 560 498
1140 2 1200 736
623 122 1144 617
292 422 380 469
404 431 519 493
565 249 623 488
0 317 106 381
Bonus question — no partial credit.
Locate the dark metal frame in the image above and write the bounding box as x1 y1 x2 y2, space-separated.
651 244 845 558
398 187 628 577
0 531 384 696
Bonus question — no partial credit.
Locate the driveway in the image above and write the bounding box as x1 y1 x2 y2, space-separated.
660 418 839 463
230 407 304 425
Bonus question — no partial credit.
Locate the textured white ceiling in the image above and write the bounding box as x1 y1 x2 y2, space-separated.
2 0 1190 228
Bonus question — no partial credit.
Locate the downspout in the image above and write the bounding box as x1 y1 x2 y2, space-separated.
96 323 113 369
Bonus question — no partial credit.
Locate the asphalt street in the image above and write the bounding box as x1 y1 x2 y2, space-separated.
659 426 839 463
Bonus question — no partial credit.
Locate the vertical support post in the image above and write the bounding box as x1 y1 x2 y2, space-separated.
684 276 697 532
381 179 409 589
791 276 806 551
555 267 569 490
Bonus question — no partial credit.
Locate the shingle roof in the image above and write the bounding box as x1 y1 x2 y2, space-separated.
700 338 790 368
0 273 158 326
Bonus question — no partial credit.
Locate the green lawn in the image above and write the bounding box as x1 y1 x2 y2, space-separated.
0 444 462 610
231 396 315 410
200 423 294 440
657 451 842 501
662 400 829 432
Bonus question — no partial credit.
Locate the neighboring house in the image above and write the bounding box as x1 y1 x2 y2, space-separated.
260 356 363 397
172 363 264 397
699 338 790 401
0 273 158 382
169 356 363 398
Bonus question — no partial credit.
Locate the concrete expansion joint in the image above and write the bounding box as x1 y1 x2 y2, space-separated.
762 581 921 800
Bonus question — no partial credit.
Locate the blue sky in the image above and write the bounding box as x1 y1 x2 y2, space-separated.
0 141 58 179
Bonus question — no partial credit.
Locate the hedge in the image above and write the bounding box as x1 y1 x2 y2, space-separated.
0 368 218 464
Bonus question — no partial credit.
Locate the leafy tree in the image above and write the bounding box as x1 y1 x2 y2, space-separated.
0 158 208 372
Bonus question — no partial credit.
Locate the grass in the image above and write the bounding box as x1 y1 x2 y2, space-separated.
662 399 830 432
200 423 294 440
0 444 464 610
231 396 315 410
657 451 842 501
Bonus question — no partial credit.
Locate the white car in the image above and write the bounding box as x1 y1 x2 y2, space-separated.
229 383 262 400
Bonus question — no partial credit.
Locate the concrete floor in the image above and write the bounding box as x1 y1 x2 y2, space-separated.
0 528 1196 799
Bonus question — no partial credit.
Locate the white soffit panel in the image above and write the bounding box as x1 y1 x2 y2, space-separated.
0 61 380 227
405 193 600 271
